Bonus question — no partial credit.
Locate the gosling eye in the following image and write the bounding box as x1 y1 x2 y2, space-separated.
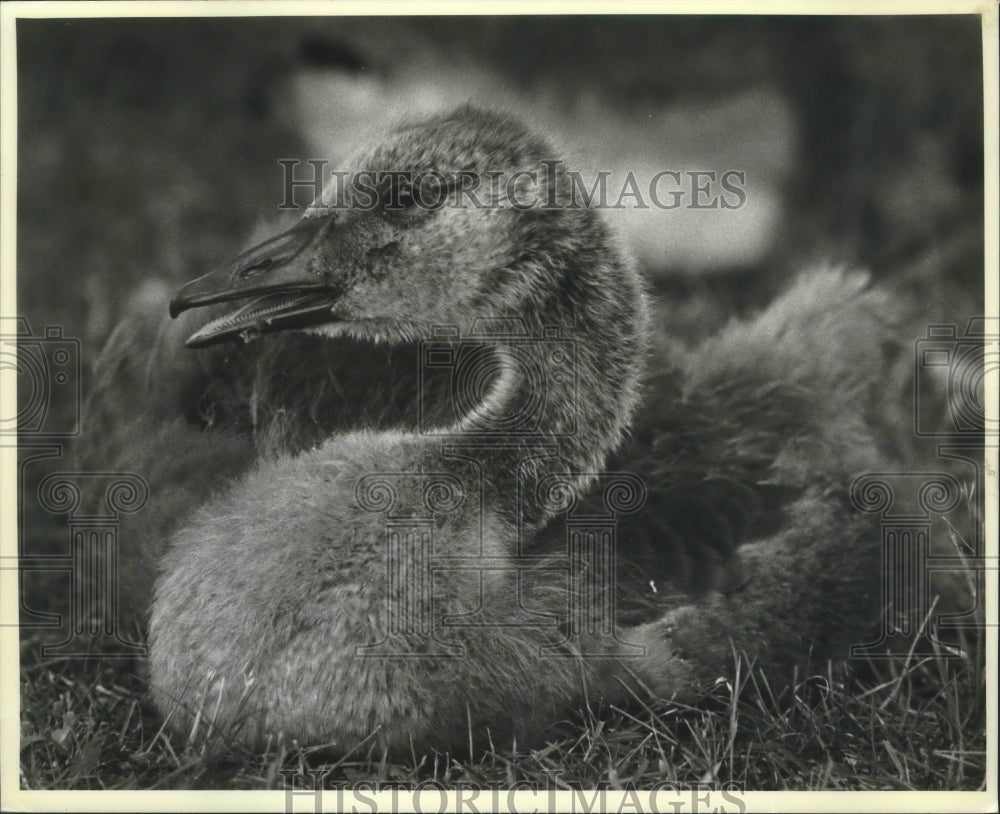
380 178 418 213
397 184 415 208
382 175 452 217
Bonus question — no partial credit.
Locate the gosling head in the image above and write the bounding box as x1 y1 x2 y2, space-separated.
170 105 620 347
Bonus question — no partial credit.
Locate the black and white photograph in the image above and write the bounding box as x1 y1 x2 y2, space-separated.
2 2 996 810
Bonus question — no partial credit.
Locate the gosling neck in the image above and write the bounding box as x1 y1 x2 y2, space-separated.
447 228 649 523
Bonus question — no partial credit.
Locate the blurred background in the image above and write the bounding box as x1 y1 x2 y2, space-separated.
15 14 983 351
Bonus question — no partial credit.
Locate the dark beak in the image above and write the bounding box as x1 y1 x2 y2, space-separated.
170 218 340 348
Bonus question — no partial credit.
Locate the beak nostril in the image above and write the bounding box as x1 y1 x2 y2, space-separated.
239 258 275 279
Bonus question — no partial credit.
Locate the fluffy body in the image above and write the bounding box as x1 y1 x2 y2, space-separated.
87 107 897 754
